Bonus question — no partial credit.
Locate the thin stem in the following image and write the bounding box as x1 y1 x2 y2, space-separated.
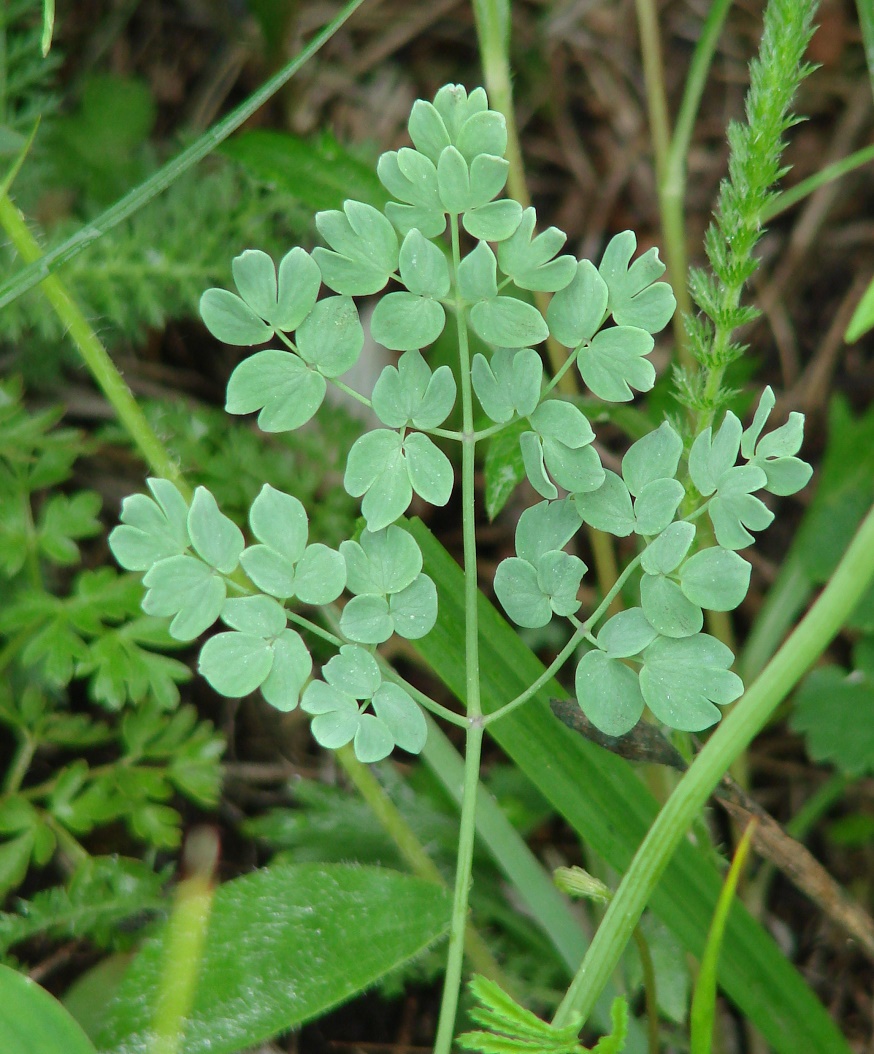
0 0 368 311
433 723 485 1054
0 195 189 494
552 496 874 1028
432 215 485 1054
336 744 507 985
3 733 35 794
481 625 585 727
634 0 693 365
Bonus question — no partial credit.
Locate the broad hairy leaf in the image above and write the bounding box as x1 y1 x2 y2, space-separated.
0 963 97 1054
94 865 451 1054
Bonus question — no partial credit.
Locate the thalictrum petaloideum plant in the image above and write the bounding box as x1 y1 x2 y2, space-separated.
107 82 813 1050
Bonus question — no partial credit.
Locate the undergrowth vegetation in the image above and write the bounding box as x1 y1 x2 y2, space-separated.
2 0 874 1052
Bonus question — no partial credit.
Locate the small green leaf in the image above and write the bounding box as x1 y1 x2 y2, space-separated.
408 100 451 163
225 349 326 432
633 477 684 536
221 595 287 637
370 292 446 352
372 351 456 429
546 260 608 347
398 228 450 297
260 630 312 712
640 521 695 575
472 349 538 423
535 550 585 617
371 683 427 754
294 296 364 379
198 632 274 696
142 556 225 641
110 481 189 571
679 548 751 611
390 574 438 639
249 485 308 561
709 468 773 550
354 715 395 763
470 296 549 348
458 241 499 302
578 327 655 402
462 199 522 242
497 208 576 293
344 430 411 531
293 544 347 604
622 422 683 494
313 201 399 295
515 498 582 564
340 594 394 644
494 557 551 628
688 414 742 496
573 470 635 536
575 650 645 736
230 247 321 332
598 230 675 333
341 526 423 595
325 644 381 698
404 432 454 506
597 608 658 658
640 573 703 638
456 109 507 162
200 288 272 346
187 488 243 573
437 145 472 212
640 633 742 730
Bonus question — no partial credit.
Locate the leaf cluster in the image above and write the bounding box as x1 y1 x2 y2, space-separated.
458 975 628 1054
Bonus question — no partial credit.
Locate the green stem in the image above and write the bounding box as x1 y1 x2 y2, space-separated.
552 498 874 1028
0 195 189 494
855 0 874 95
634 0 692 366
336 744 506 985
0 0 368 311
432 215 485 1054
3 733 35 794
433 723 485 1054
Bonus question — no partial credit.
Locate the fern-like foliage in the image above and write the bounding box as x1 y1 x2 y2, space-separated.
458 976 628 1054
0 855 167 964
2 161 305 379
0 0 61 141
676 0 818 420
0 380 224 905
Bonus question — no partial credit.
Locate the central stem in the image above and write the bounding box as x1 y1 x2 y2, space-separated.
433 216 485 1054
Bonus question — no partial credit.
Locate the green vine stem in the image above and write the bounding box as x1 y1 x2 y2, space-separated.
551 497 874 1028
0 194 189 496
432 215 487 1054
0 0 367 312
